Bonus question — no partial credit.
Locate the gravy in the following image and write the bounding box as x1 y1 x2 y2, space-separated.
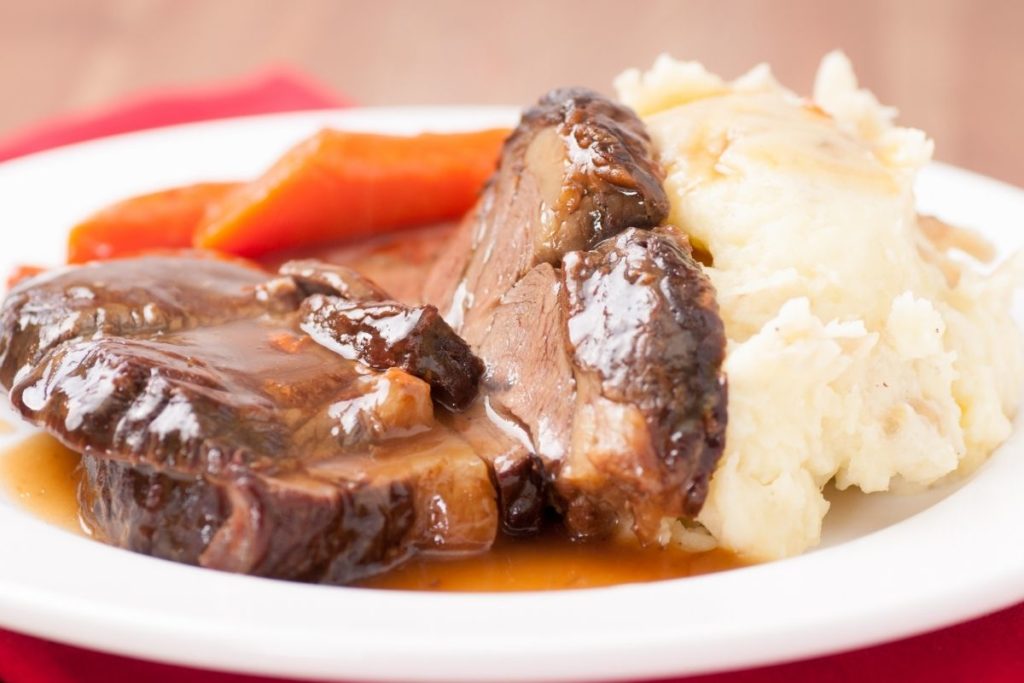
360 532 742 591
0 433 83 534
261 222 456 304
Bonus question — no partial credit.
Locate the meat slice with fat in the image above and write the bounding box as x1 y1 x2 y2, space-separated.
425 86 670 337
0 256 496 583
427 88 727 542
467 228 726 541
559 227 727 539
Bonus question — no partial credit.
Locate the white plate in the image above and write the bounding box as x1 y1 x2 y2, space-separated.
0 108 1023 682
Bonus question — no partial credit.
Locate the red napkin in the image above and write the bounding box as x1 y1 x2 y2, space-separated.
0 69 347 162
0 70 1021 683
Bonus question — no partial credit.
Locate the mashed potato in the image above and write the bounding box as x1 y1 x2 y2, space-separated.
616 53 1024 560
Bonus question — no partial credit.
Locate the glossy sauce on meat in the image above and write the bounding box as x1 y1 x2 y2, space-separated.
0 255 495 584
0 433 743 589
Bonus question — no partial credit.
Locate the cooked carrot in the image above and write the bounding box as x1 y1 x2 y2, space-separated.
6 264 46 289
193 128 509 257
67 182 239 264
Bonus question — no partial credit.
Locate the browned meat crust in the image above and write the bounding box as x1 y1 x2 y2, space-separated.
0 256 494 584
426 89 727 542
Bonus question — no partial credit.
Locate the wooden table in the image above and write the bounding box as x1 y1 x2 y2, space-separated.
2 0 1021 185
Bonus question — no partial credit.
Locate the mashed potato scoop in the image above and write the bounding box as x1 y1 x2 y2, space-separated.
616 52 1024 560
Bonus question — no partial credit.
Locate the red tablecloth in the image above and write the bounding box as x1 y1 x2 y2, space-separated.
0 70 1020 683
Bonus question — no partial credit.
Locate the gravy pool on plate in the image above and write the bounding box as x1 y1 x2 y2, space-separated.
0 433 82 533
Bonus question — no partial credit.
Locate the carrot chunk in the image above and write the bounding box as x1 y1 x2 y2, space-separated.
67 182 239 263
6 264 46 289
193 128 508 257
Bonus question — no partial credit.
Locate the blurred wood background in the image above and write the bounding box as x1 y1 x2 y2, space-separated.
1 0 1022 184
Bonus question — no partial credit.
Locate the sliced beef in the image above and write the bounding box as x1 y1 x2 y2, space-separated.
79 426 495 583
0 257 268 387
558 227 727 537
425 88 726 543
443 404 547 536
422 87 677 540
264 260 485 411
468 228 726 541
299 295 483 412
0 256 495 584
424 87 669 336
474 264 577 464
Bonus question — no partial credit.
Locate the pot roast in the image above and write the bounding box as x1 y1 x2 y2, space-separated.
426 88 726 542
0 88 727 584
0 257 493 583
